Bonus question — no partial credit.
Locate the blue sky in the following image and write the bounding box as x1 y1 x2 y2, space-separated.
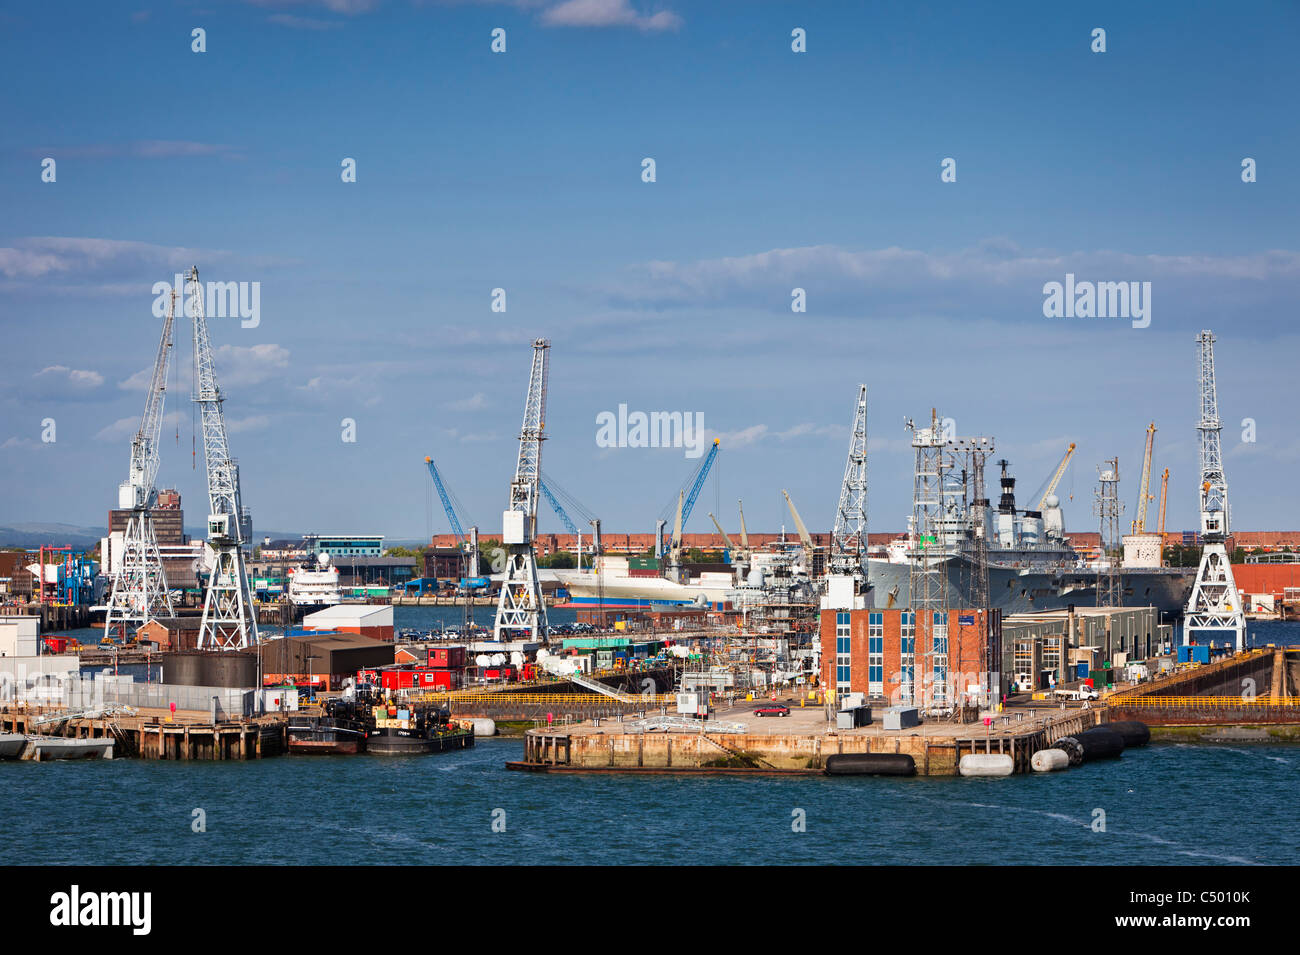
2 0 1298 543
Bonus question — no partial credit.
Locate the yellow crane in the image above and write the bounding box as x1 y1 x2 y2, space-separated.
1157 467 1169 536
1131 422 1157 534
1035 442 1076 511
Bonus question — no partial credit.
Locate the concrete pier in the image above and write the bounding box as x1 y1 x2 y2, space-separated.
509 700 1108 776
0 705 288 760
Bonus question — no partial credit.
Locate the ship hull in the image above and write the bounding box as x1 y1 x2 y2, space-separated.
865 556 1195 620
364 728 474 756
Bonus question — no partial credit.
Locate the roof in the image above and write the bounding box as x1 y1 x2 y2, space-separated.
303 603 393 627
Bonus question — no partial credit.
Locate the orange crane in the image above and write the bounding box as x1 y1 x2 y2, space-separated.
1156 467 1170 565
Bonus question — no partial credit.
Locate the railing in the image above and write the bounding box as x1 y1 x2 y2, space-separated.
406 692 677 706
1113 695 1297 708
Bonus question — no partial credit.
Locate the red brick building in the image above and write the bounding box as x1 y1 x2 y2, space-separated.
819 607 1002 705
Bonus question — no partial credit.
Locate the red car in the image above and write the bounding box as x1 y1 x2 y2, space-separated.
753 703 790 717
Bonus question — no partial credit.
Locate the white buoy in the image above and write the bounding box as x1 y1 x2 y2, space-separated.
470 718 496 738
1031 748 1070 772
959 753 1015 777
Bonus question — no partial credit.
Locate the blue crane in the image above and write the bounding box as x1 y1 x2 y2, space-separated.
680 439 720 528
424 455 467 542
539 480 579 536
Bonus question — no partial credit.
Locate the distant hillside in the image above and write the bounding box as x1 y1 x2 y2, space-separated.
0 523 104 549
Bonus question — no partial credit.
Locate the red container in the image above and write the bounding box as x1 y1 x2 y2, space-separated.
428 646 466 668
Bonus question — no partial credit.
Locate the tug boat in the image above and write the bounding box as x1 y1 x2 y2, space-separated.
364 702 474 756
287 699 368 755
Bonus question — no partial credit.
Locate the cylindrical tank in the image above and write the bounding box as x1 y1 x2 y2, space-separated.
470 718 496 738
824 753 916 777
1106 720 1150 747
162 650 257 688
959 753 1014 777
1031 748 1070 772
1073 727 1125 760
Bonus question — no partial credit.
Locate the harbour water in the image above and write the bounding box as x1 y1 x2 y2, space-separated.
12 614 1295 867
0 736 1294 865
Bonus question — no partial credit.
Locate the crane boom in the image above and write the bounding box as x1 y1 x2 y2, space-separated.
1185 330 1244 650
781 489 816 552
707 512 737 555
1157 467 1169 536
680 439 720 528
104 292 177 637
1133 423 1156 533
493 339 551 642
1035 442 1075 512
425 455 467 542
831 384 868 578
190 266 258 650
126 292 177 510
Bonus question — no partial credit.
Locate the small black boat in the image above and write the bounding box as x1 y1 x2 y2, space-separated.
364 702 474 756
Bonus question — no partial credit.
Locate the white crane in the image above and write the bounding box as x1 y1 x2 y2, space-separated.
493 339 550 643
103 291 178 638
1131 423 1157 534
189 266 259 650
1185 330 1244 651
830 384 868 582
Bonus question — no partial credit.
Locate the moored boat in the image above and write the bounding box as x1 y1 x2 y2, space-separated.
364 702 474 756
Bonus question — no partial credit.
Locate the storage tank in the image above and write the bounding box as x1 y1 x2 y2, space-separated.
163 650 258 688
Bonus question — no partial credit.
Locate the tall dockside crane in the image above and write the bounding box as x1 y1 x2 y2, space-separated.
104 291 178 638
493 339 551 643
1131 423 1157 534
190 267 258 650
1185 330 1245 650
830 384 868 585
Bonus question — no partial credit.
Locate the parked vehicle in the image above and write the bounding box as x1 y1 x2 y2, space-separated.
753 703 790 717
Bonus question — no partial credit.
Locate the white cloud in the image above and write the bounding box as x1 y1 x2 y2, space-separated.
541 0 682 32
446 392 489 411
0 237 224 280
227 415 272 434
36 365 103 388
213 343 291 387
599 239 1300 329
267 13 344 29
95 411 186 443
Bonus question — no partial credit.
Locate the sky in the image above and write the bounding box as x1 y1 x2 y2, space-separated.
2 0 1298 544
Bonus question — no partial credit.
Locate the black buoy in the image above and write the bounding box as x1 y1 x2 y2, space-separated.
1105 720 1151 747
1054 736 1085 766
1072 727 1125 760
824 753 917 777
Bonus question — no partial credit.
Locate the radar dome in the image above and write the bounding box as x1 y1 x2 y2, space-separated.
1044 494 1060 509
